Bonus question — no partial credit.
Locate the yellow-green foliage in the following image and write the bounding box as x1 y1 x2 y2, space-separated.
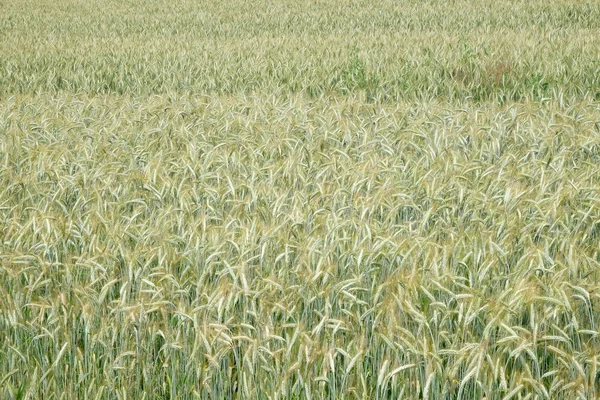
1 0 600 399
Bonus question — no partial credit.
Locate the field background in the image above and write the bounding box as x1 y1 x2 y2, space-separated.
2 0 600 398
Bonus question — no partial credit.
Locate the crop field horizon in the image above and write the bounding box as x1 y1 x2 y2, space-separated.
2 0 600 399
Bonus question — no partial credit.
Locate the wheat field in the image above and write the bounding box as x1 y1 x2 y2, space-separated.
1 0 600 399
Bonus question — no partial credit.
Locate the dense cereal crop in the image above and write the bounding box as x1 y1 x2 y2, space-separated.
2 0 600 398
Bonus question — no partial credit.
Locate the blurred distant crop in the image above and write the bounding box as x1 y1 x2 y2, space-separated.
2 0 600 398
